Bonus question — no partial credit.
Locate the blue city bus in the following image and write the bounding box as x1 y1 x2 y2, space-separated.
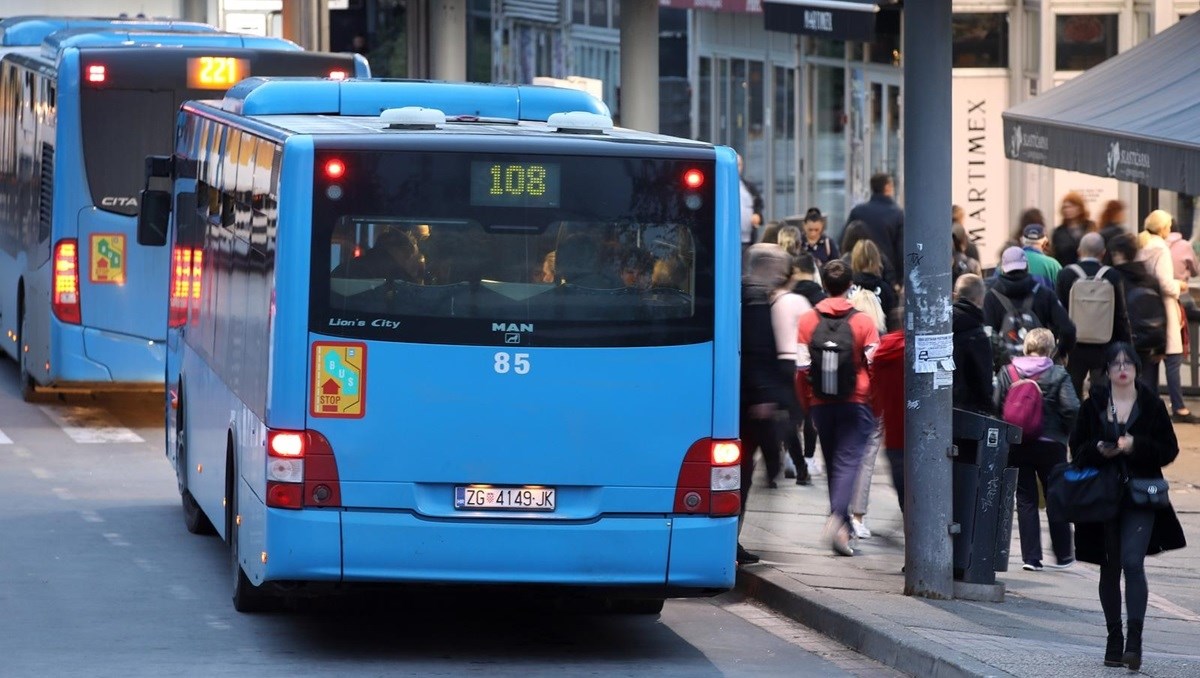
140 79 741 612
0 29 369 400
0 15 219 46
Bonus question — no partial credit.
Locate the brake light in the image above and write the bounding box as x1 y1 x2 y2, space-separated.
673 438 741 517
265 429 341 509
86 64 106 83
169 247 199 327
53 239 81 324
683 168 704 189
324 158 345 179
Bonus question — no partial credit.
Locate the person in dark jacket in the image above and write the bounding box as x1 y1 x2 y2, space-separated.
994 328 1079 571
952 274 994 414
1108 233 1167 387
1055 232 1132 397
1050 192 1096 268
737 244 792 564
983 247 1077 363
1069 343 1186 671
843 173 904 287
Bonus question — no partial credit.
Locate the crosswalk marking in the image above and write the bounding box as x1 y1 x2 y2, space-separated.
0 429 11 444
38 405 144 444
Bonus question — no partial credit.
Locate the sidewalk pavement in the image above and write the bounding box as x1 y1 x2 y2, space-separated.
737 424 1200 678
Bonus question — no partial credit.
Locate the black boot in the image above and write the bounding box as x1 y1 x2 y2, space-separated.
1122 619 1143 671
1104 623 1124 667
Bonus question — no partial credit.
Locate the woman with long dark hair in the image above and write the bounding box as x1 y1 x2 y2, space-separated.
1069 343 1186 670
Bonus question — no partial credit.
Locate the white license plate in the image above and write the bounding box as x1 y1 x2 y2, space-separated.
454 486 556 511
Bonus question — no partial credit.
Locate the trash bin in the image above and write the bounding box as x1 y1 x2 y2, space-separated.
951 408 1022 586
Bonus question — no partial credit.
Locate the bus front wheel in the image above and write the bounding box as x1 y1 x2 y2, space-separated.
228 454 274 613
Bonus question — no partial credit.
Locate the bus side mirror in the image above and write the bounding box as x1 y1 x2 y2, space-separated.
137 190 171 247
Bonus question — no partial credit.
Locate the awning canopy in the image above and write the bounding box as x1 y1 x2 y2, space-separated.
761 0 886 41
1003 13 1200 195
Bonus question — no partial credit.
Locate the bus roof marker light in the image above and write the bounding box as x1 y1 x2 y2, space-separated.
547 111 613 134
381 106 445 130
86 64 106 83
324 158 346 180
328 69 348 80
683 169 704 189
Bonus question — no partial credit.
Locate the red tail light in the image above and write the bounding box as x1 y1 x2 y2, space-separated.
328 69 348 80
53 239 81 324
674 438 741 517
265 429 340 509
169 247 202 328
86 64 106 83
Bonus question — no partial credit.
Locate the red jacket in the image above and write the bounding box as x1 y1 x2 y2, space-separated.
795 297 880 410
871 330 905 450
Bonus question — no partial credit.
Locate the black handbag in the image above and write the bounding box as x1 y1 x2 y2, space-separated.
1046 461 1125 523
1127 478 1170 509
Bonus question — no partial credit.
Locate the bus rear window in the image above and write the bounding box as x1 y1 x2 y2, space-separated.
80 89 178 216
311 151 715 347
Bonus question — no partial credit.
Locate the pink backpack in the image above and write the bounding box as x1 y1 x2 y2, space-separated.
1001 364 1044 441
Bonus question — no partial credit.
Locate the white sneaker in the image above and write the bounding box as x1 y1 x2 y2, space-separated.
851 518 872 539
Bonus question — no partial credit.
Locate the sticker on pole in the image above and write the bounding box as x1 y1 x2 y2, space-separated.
311 342 367 418
89 234 126 284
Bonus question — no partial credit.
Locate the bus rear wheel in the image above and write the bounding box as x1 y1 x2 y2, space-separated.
177 403 215 535
229 456 274 613
17 312 36 402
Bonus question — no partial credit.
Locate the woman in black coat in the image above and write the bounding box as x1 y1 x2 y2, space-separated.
1069 343 1186 671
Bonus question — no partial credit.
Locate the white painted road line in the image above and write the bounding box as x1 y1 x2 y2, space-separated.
30 467 52 480
0 429 11 444
102 532 131 547
38 405 144 444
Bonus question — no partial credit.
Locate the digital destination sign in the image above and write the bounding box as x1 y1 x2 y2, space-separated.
470 161 561 208
186 56 250 89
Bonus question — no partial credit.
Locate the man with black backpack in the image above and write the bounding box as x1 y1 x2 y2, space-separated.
984 246 1076 367
1055 232 1131 397
795 259 880 557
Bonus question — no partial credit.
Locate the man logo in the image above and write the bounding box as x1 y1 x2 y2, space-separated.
1107 141 1121 177
1010 125 1022 158
504 333 521 344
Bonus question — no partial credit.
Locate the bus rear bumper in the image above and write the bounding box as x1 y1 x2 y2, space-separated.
44 323 165 387
258 510 735 592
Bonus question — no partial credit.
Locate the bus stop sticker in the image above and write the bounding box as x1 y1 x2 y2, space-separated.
90 234 126 284
311 342 367 418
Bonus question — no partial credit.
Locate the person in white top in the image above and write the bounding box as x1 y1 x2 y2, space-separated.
1136 210 1185 417
738 154 763 247
770 249 814 485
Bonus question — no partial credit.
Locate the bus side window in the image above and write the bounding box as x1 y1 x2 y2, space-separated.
220 130 240 230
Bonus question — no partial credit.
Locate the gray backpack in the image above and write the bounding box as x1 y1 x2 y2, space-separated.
1066 264 1114 344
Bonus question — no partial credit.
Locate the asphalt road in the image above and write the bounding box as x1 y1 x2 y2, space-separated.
0 359 901 678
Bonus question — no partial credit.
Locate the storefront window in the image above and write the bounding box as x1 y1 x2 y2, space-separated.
953 13 1009 68
812 39 846 59
812 64 847 229
572 0 586 25
773 66 797 219
589 0 608 27
698 57 712 142
869 33 900 65
1055 14 1118 71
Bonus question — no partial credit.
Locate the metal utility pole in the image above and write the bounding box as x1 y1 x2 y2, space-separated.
902 0 954 599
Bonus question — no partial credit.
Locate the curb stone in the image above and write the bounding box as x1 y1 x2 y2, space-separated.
736 567 1019 678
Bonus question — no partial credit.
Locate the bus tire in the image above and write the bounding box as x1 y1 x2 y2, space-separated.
17 308 36 403
177 400 215 535
228 449 273 613
612 598 665 615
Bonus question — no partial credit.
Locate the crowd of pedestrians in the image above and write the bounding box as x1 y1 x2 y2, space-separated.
737 174 1191 671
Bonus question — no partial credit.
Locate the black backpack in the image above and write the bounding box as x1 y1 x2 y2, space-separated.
989 287 1044 364
808 309 860 400
1126 284 1167 353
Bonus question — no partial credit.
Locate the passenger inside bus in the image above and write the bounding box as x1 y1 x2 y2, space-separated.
554 234 622 288
332 229 423 282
